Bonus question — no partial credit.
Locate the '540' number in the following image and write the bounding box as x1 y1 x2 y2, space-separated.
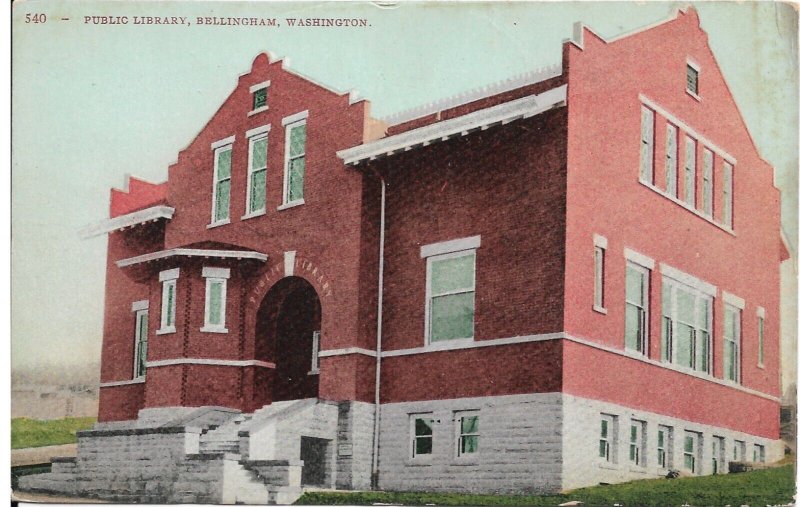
25 13 47 23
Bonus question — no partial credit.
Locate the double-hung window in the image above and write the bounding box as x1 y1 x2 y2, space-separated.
282 111 308 207
722 161 734 228
157 268 179 334
702 148 714 216
723 296 743 383
629 420 645 466
599 414 617 463
625 259 650 354
657 425 673 469
202 267 229 333
309 330 321 374
757 307 765 368
132 300 149 379
661 274 713 373
754 444 765 463
640 106 655 184
422 236 480 345
593 234 607 313
411 414 433 458
684 136 697 207
733 440 745 462
684 431 701 474
455 411 479 457
712 436 725 474
245 125 270 217
210 137 234 225
686 62 700 97
665 124 678 196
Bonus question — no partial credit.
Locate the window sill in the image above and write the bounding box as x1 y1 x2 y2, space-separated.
424 337 475 352
638 179 734 236
207 218 231 229
242 209 267 221
277 199 305 211
628 467 647 474
200 326 229 334
156 327 176 335
598 463 620 471
405 458 432 467
451 457 479 466
685 89 701 102
248 106 269 116
307 370 319 376
593 305 608 315
757 363 765 370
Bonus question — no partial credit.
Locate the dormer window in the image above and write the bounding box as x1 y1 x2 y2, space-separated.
249 80 270 115
686 61 700 99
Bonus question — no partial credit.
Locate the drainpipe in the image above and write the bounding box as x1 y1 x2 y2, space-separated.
370 175 386 490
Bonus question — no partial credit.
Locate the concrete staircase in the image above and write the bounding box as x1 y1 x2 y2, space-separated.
200 414 253 454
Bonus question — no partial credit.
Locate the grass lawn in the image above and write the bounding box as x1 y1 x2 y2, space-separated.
11 417 97 449
297 464 795 506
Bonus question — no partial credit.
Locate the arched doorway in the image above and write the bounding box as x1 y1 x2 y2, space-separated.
255 277 321 404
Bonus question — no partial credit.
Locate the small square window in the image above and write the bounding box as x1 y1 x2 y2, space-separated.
687 64 699 96
253 87 268 110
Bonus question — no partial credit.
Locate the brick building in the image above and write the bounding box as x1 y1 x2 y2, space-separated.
21 8 789 502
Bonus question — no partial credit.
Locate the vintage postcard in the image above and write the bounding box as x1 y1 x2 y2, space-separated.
10 1 798 504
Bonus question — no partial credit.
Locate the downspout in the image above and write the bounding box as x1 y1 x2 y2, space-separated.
370 174 386 490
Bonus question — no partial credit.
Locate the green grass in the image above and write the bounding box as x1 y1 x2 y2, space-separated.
11 417 96 449
297 464 795 506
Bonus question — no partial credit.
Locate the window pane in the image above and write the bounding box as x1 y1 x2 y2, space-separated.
431 292 474 342
415 436 432 455
252 137 267 169
289 124 306 157
600 419 608 438
658 430 664 447
217 148 231 179
431 254 475 294
289 157 305 202
461 416 478 434
684 436 694 453
724 340 736 380
461 435 478 454
676 288 695 324
625 304 641 350
209 281 223 325
599 440 607 458
415 418 433 436
166 284 175 326
666 126 677 195
215 180 230 221
687 65 699 94
250 169 266 212
594 247 604 307
684 137 696 205
625 267 644 305
253 88 267 109
674 322 693 368
697 330 709 372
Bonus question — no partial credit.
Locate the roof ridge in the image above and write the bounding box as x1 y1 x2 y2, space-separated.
382 63 562 126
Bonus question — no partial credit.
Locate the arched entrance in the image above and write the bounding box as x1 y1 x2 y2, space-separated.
255 276 321 404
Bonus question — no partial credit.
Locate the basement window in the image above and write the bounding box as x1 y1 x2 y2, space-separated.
410 414 434 458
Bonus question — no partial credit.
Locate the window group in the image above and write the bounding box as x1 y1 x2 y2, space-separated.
410 410 480 460
209 110 308 227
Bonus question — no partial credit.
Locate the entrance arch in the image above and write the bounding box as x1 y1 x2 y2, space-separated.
255 276 321 403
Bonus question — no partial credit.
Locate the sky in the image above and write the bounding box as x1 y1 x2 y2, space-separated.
10 1 799 388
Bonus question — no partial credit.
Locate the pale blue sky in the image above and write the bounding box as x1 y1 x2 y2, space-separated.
11 2 798 386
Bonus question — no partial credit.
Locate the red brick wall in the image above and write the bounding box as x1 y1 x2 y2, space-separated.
562 8 782 437
98 383 144 422
375 107 568 400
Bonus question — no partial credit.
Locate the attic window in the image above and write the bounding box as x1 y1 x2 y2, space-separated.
249 80 270 115
686 63 700 99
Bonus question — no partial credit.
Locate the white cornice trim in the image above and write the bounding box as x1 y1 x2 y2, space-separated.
338 84 567 166
118 249 268 268
202 267 231 279
81 205 174 238
639 94 737 165
282 110 309 126
131 300 149 312
624 248 655 270
99 378 146 388
723 291 746 310
381 64 562 126
246 124 271 138
249 80 271 93
318 347 377 358
159 267 180 282
757 306 766 318
660 263 717 296
420 235 481 258
211 136 235 150
146 358 276 369
593 234 608 249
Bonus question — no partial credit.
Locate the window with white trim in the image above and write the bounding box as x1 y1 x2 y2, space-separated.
754 444 765 463
661 278 712 373
599 414 617 463
283 119 307 205
252 87 268 110
640 106 654 183
723 303 741 383
687 63 700 96
657 425 673 469
132 302 148 379
629 420 645 467
711 436 725 474
722 161 733 228
310 330 320 374
410 414 433 458
455 411 479 457
158 269 179 334
593 235 607 312
247 131 268 215
426 250 476 344
211 143 233 224
202 267 229 333
758 308 765 367
684 136 697 207
683 431 701 474
733 439 745 462
702 148 714 216
665 123 678 197
625 261 650 354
